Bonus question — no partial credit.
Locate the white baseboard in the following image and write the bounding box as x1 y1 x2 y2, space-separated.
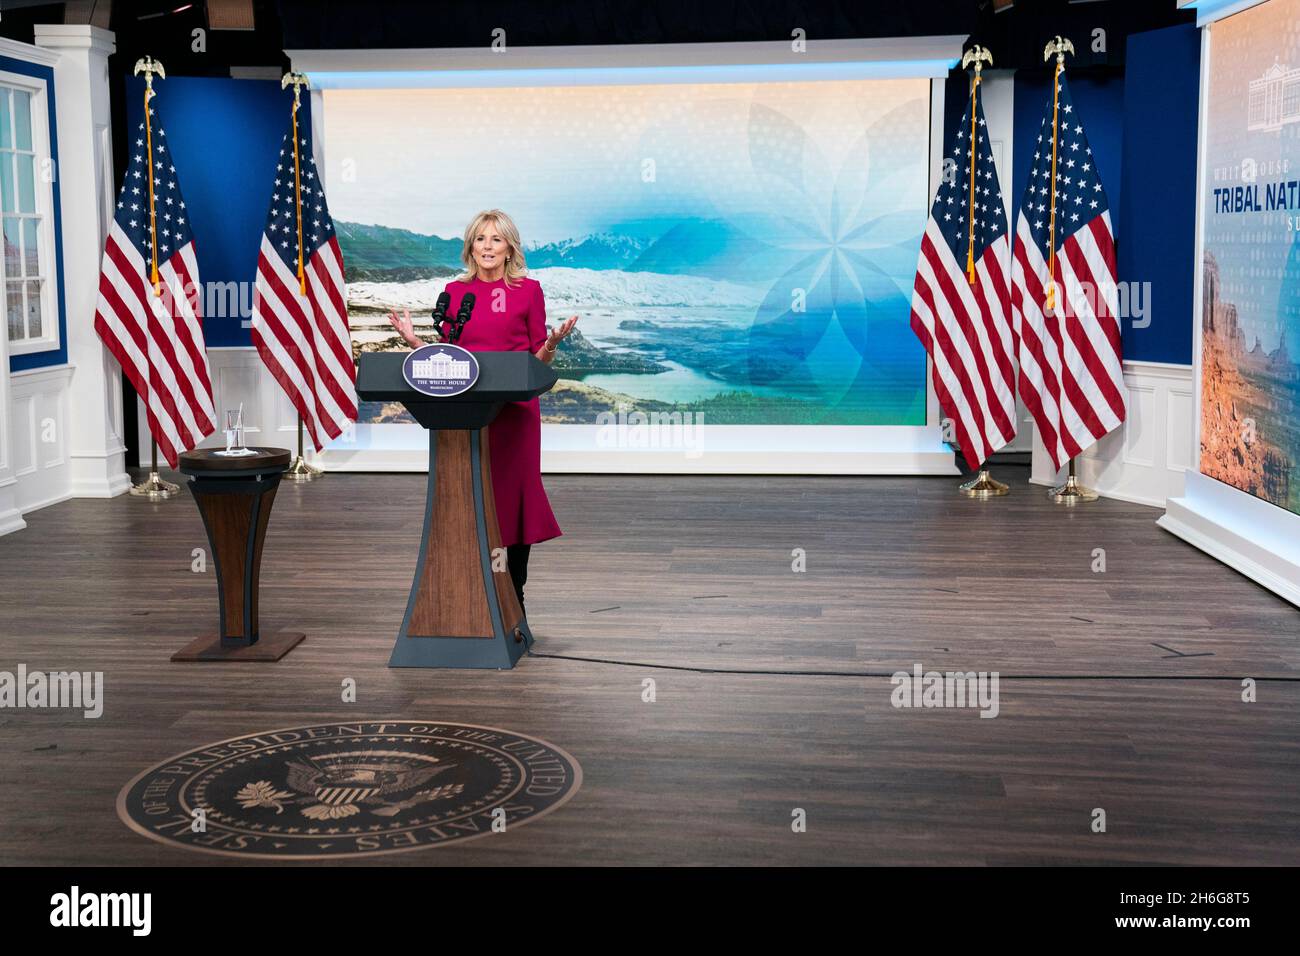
12 489 75 516
69 469 132 498
319 423 959 475
1026 474 1172 509
0 505 25 536
69 445 131 497
1159 470 1300 608
542 425 957 474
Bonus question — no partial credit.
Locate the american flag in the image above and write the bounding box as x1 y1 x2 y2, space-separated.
250 109 357 450
909 81 1017 470
1011 71 1125 471
94 101 216 468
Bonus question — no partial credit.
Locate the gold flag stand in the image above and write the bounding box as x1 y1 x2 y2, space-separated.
1050 458 1098 504
959 470 1010 498
284 415 322 482
130 439 180 500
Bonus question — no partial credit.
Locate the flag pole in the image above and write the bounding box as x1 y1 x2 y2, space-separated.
127 56 180 501
954 45 1009 500
279 71 322 483
1038 35 1097 505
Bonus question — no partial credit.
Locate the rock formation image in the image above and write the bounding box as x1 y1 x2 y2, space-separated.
1199 252 1293 507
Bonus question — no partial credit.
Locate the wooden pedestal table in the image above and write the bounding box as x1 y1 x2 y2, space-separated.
171 447 304 662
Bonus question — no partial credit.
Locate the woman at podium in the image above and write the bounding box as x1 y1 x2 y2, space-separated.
387 209 577 612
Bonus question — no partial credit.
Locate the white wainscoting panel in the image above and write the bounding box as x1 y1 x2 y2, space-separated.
9 364 74 515
1030 361 1195 508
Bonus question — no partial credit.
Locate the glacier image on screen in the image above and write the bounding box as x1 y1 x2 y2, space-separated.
323 79 931 425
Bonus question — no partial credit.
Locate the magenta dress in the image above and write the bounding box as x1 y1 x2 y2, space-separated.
440 276 562 548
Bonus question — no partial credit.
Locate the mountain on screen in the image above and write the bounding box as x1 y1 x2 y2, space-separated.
527 219 785 279
623 218 783 279
335 221 462 281
526 232 648 270
335 217 783 281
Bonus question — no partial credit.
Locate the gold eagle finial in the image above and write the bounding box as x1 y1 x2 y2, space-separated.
132 56 165 99
281 71 310 108
962 45 993 75
1044 36 1075 65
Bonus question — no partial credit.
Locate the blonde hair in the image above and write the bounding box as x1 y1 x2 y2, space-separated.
457 209 528 287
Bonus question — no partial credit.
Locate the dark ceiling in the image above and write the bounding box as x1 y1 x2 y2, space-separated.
0 1 1195 76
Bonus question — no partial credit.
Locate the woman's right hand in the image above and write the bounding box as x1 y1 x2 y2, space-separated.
387 308 422 349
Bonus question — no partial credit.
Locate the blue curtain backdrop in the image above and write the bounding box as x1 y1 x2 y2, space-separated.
1010 68 1125 250
122 75 291 348
1117 23 1200 365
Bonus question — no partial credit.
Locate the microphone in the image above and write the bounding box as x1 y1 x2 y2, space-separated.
451 293 475 344
430 291 451 341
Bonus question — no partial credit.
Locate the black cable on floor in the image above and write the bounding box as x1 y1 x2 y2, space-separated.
524 649 1300 681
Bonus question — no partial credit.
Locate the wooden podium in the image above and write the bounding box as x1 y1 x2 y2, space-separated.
356 351 557 669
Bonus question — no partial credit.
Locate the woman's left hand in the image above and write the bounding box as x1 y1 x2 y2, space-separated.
548 315 579 348
538 315 579 362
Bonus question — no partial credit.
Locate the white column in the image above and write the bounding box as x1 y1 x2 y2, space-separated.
33 24 129 498
0 255 23 534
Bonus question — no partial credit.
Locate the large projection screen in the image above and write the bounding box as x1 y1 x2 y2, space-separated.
1161 0 1300 606
1197 0 1300 515
293 40 962 473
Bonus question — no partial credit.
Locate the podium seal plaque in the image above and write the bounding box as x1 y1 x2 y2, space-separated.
402 344 480 398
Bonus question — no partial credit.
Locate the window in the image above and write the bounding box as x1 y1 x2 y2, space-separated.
1284 74 1300 125
0 72 57 355
1248 83 1267 129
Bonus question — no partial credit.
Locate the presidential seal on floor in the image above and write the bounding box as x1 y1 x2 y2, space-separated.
116 721 582 859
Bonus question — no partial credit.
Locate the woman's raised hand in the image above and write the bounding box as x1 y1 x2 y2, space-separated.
546 315 580 350
386 308 422 349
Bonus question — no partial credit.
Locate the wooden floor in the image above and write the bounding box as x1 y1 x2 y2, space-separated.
1 464 1298 865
